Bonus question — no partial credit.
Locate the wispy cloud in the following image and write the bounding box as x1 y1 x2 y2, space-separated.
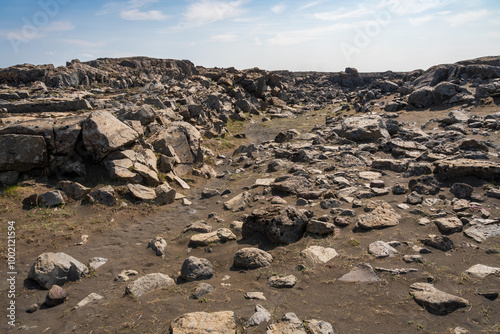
381 0 457 16
313 6 371 21
444 9 489 26
81 53 95 59
211 33 237 42
99 0 167 21
61 39 105 48
271 3 286 14
0 20 75 41
266 23 357 46
183 0 246 26
409 14 434 26
298 1 323 11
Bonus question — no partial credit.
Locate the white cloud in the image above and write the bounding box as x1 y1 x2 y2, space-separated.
121 9 167 20
184 0 245 26
444 9 489 26
409 14 434 26
271 3 286 14
211 33 237 42
266 23 356 46
314 6 371 21
81 53 95 59
62 39 105 48
99 0 167 21
298 1 323 11
380 0 456 16
0 20 75 42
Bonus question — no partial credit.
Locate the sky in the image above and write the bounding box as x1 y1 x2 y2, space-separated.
0 0 499 72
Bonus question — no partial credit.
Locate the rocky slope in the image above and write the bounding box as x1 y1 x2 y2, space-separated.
0 56 499 333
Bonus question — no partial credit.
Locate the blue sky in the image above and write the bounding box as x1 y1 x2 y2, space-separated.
1 0 499 72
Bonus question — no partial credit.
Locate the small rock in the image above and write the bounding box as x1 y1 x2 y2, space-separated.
89 257 108 270
181 256 213 281
339 263 379 282
126 273 175 297
305 319 335 334
233 248 273 269
170 311 236 333
465 264 500 278
72 293 104 310
244 292 266 300
421 234 454 251
202 188 220 198
266 312 306 333
301 246 339 263
368 241 399 259
409 283 469 315
450 183 473 199
434 217 463 235
26 303 39 313
268 274 297 288
246 304 271 327
403 255 423 263
147 237 167 256
114 269 138 282
45 285 67 307
190 282 215 299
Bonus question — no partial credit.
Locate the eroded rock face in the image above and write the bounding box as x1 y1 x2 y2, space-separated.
28 252 89 289
170 311 236 334
409 283 469 315
0 134 47 171
82 111 139 162
243 205 309 244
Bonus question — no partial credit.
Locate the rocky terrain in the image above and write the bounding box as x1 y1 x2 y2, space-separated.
0 55 499 333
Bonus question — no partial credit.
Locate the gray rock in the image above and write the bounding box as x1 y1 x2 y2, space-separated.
355 201 400 230
407 191 423 205
190 282 214 299
271 175 313 194
202 188 220 198
403 255 423 263
28 252 89 289
371 159 409 172
181 256 213 281
0 134 47 172
72 293 103 310
0 170 18 187
45 285 67 307
233 248 273 269
339 263 379 282
155 184 176 205
37 190 66 207
89 257 108 270
247 304 271 327
223 191 252 212
305 319 335 334
306 220 335 235
88 185 117 207
465 264 500 278
183 221 212 233
127 183 156 201
82 111 139 162
243 205 309 244
368 241 399 259
147 237 167 256
189 228 237 246
421 234 454 251
57 181 90 200
434 217 463 235
301 246 338 263
244 292 266 300
450 183 473 199
337 115 390 142
170 311 236 334
125 273 175 297
266 312 306 334
409 283 469 315
268 275 297 288
464 220 500 242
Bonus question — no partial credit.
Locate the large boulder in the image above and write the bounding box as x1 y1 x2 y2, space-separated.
336 115 390 142
148 122 202 165
434 159 500 180
28 252 89 289
0 134 48 172
125 273 175 297
409 283 469 315
170 311 236 334
82 111 139 162
243 206 309 244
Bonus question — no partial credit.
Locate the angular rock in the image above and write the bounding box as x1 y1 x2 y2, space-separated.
202 188 220 198
434 217 463 235
170 311 236 334
38 190 66 207
337 115 390 142
247 304 271 327
72 293 103 310
271 175 313 195
28 252 89 289
57 181 90 200
181 256 213 281
355 201 400 230
243 205 309 244
306 220 335 235
301 246 339 263
147 237 167 256
268 274 297 288
371 159 409 173
125 273 175 297
88 185 117 207
127 183 156 201
223 191 252 212
305 319 335 334
190 282 215 300
368 241 399 259
421 234 454 251
339 263 379 282
189 228 237 247
266 313 306 334
233 248 273 269
244 292 266 300
409 283 470 315
464 220 500 243
155 184 176 205
465 264 500 278
82 111 139 162
450 183 473 199
0 134 47 172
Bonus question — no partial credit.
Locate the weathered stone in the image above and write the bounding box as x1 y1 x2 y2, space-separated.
181 256 213 281
82 111 139 162
337 115 390 142
190 282 215 300
464 220 500 242
268 274 297 288
434 217 463 235
339 263 379 282
233 248 273 269
0 134 47 172
88 185 117 207
355 201 400 230
372 159 409 172
409 283 469 315
271 175 313 194
247 304 271 327
305 319 335 334
89 257 108 270
202 188 220 198
301 246 338 263
45 285 67 306
306 220 335 235
190 228 236 246
72 293 103 310
368 241 399 259
38 190 66 207
421 234 454 251
28 252 89 289
266 313 306 334
450 183 473 199
170 311 236 334
223 191 252 212
434 159 500 180
57 181 90 200
155 184 176 205
244 292 266 300
125 273 175 297
147 237 167 256
127 183 156 201
243 205 309 244
465 264 500 278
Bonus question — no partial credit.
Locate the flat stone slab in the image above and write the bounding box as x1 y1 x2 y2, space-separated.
465 264 500 278
409 283 469 315
254 178 275 187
